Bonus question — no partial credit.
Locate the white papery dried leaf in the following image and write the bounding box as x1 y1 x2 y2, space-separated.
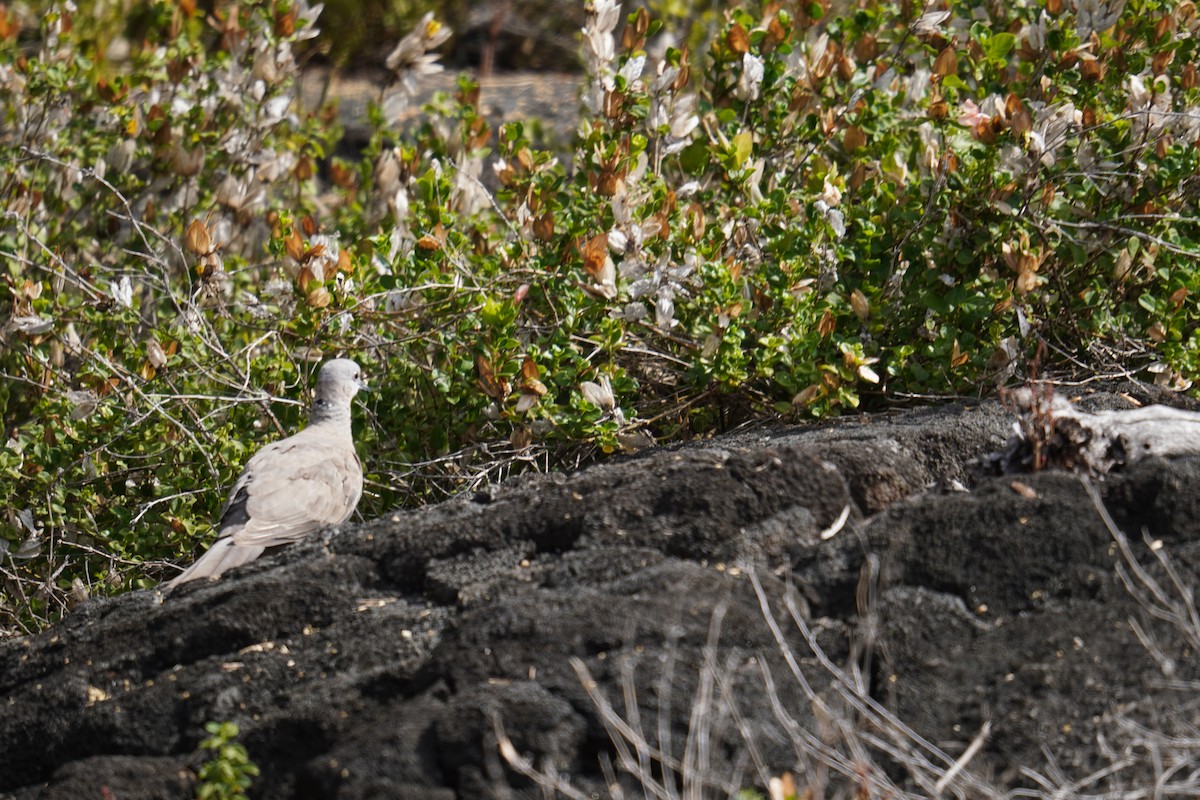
581 378 615 410
146 339 168 369
622 302 648 322
736 53 765 102
1074 0 1125 39
619 55 646 84
9 315 54 335
672 94 700 139
913 10 951 34
67 389 100 420
110 276 133 309
263 95 292 124
656 290 676 328
216 174 247 209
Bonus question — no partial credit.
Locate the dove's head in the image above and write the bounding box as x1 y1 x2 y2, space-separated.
311 358 369 421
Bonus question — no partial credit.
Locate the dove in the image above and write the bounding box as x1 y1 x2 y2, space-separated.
165 358 368 590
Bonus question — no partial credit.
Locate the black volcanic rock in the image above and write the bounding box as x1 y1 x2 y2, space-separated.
3 393 1200 798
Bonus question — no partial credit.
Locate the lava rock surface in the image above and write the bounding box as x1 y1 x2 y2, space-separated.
3 391 1200 798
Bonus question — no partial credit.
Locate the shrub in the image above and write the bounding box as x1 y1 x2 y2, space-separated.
195 721 259 799
1 0 1198 630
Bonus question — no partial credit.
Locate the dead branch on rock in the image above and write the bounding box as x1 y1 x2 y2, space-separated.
996 385 1200 474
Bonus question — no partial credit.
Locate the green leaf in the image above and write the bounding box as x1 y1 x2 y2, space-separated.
942 74 969 92
732 130 753 168
988 32 1017 60
679 141 710 174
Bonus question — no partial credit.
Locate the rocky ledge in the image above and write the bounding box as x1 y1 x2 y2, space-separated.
3 387 1199 799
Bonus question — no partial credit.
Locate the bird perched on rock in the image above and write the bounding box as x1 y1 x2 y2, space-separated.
165 358 369 591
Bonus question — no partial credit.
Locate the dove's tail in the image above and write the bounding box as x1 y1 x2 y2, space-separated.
164 537 265 591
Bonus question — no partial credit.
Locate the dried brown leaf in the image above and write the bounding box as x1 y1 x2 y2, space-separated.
306 287 331 308
582 233 608 277
727 23 750 55
184 219 212 255
932 46 958 77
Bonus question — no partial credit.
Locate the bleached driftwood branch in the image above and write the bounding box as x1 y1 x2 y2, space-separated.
999 386 1200 474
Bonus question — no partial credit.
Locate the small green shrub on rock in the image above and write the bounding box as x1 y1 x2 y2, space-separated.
1 0 1198 630
196 721 259 799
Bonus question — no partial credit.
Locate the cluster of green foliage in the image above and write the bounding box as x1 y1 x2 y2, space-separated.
1 0 1199 631
196 721 259 799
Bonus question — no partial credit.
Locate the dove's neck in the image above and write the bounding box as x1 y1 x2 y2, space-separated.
308 397 353 428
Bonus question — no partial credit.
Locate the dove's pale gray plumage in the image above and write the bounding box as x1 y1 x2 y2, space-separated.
165 359 368 590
